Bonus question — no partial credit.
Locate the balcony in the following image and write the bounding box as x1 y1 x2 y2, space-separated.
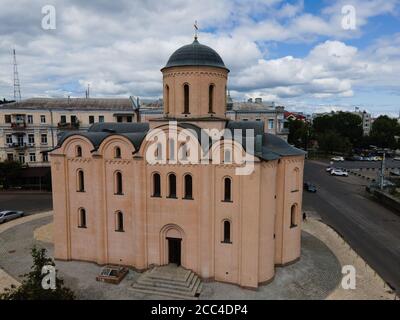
58 121 80 130
9 143 28 150
11 122 26 129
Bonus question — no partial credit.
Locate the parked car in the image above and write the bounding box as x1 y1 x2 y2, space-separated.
331 156 344 162
303 182 317 193
0 210 24 224
331 169 348 177
394 157 400 161
326 167 334 173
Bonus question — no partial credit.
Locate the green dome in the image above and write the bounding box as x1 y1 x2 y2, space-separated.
163 38 229 71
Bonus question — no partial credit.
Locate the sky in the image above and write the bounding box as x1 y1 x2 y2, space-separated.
0 0 399 116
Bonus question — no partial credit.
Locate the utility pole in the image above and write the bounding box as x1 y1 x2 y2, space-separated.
379 152 386 190
13 49 22 102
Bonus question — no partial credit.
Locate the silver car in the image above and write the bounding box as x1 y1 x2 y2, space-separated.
0 210 25 223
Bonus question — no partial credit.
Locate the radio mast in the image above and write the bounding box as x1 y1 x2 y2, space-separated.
13 49 22 102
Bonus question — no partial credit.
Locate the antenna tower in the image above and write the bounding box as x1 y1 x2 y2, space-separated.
13 49 22 102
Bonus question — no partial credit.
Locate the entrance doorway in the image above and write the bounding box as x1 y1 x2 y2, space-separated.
167 237 181 266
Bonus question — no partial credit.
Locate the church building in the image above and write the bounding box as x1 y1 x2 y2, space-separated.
50 36 305 289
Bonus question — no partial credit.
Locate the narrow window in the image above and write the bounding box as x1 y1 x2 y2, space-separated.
76 146 82 157
153 173 161 197
223 220 231 243
292 168 300 192
168 174 177 198
224 177 232 202
290 204 297 228
224 149 231 163
78 208 86 228
115 147 121 159
165 85 170 114
115 211 124 232
155 143 162 160
77 170 85 192
89 115 95 124
115 171 123 195
183 84 189 114
169 139 175 160
184 174 193 199
209 84 214 113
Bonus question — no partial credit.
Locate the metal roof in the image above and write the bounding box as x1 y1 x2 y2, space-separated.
163 39 229 71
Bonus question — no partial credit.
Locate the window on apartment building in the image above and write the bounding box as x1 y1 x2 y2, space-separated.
27 115 33 124
223 177 232 202
168 173 177 198
41 134 48 144
184 174 193 199
40 115 46 123
77 170 85 192
222 220 231 243
7 154 13 162
290 204 298 228
29 153 36 162
78 208 87 228
60 115 66 123
242 118 249 121
115 211 124 232
115 171 123 195
28 134 35 144
6 134 12 144
256 118 261 121
43 153 48 162
71 115 77 124
89 115 95 124
127 116 132 123
268 119 274 130
152 173 161 197
18 153 25 164
117 116 123 123
5 115 11 123
99 115 104 123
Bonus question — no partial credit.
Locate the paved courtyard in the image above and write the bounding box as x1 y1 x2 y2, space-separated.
0 214 343 300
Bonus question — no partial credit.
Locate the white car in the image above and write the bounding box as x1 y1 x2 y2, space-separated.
331 169 348 177
0 210 24 223
326 167 334 172
331 156 344 162
394 157 400 161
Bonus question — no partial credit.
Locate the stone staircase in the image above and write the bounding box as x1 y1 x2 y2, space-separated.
131 264 202 299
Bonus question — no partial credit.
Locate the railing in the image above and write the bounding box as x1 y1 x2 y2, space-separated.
9 143 28 149
11 122 26 129
58 121 80 129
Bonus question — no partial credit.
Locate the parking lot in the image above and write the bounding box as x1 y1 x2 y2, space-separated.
0 191 53 215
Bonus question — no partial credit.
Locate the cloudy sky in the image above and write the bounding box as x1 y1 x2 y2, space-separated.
0 0 399 116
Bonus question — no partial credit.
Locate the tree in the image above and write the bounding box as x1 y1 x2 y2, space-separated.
317 130 352 155
288 119 312 150
0 247 75 300
369 116 400 149
0 160 22 189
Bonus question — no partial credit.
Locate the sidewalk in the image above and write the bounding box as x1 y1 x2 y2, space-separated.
0 211 53 293
302 213 396 300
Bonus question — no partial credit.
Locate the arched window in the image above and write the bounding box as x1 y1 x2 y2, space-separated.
183 84 189 114
76 146 82 157
209 84 214 113
77 170 85 192
165 85 170 114
78 208 86 228
290 204 297 228
115 171 123 195
168 173 177 198
292 168 300 191
224 149 231 163
155 142 162 160
115 211 124 232
184 174 193 199
223 177 232 202
115 147 121 159
153 173 161 197
223 220 231 243
180 143 189 161
169 139 175 160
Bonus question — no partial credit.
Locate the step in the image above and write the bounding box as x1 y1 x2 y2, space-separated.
133 275 201 295
138 272 195 288
147 267 192 282
129 287 199 300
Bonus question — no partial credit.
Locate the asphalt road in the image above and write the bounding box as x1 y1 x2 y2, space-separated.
304 160 400 294
0 192 53 214
331 159 400 170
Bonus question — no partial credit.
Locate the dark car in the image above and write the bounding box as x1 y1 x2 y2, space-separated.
303 182 317 193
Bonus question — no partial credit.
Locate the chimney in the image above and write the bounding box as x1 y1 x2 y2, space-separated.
255 97 262 104
247 98 253 103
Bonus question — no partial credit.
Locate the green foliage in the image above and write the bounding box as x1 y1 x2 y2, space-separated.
369 115 400 149
0 160 22 189
316 130 352 154
288 119 312 149
0 247 75 300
